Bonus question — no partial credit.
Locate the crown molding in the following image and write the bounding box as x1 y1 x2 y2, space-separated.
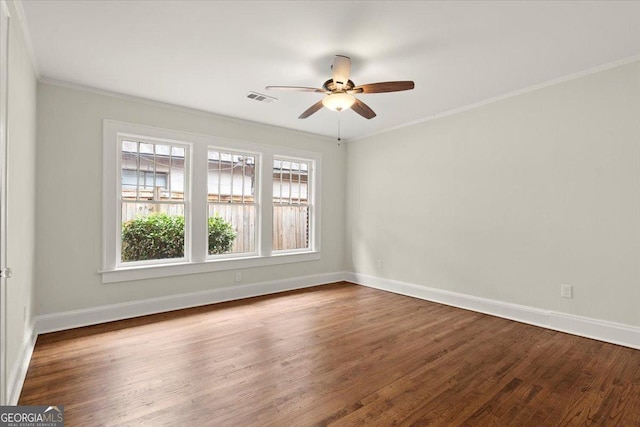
349 53 640 143
10 0 40 79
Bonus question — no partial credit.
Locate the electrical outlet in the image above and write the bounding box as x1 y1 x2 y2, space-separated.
376 259 383 269
561 284 573 298
235 272 242 282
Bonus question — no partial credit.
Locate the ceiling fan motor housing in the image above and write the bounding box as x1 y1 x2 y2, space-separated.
323 79 355 93
331 55 352 87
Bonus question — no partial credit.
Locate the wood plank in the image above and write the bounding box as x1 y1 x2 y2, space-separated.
19 283 640 426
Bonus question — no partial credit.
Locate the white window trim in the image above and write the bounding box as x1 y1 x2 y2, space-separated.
102 120 322 284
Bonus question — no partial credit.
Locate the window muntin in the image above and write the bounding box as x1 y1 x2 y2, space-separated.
120 139 188 264
273 157 311 252
207 149 258 256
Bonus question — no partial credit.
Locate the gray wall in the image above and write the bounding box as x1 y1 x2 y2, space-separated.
35 83 346 314
346 60 640 326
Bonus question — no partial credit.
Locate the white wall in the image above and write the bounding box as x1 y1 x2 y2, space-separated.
35 83 346 315
346 60 640 327
4 0 37 399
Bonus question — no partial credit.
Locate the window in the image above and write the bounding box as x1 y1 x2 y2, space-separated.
208 149 257 255
273 158 311 251
119 139 188 264
102 121 321 283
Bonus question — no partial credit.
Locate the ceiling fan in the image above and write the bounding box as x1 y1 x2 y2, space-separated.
266 55 415 120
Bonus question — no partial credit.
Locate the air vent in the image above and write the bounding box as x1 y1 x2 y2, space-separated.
247 91 277 103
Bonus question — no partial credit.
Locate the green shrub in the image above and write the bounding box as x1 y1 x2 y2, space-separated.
121 213 236 262
208 215 237 255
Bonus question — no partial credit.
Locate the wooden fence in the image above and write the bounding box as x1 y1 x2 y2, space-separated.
273 205 309 250
208 204 256 253
122 202 308 253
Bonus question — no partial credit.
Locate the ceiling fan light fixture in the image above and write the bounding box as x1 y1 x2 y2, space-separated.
322 93 355 112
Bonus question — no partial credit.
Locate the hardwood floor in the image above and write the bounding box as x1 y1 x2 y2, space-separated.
19 282 640 426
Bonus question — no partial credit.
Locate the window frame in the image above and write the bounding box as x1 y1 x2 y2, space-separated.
117 136 191 268
272 155 314 254
102 120 321 284
206 146 260 259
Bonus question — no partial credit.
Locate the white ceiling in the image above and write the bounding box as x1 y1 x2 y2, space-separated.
19 1 640 141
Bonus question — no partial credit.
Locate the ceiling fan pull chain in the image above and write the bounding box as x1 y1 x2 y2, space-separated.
337 111 341 144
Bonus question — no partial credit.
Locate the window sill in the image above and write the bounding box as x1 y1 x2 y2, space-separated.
100 251 321 284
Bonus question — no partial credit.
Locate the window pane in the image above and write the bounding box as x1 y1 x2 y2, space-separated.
121 142 139 199
243 156 256 200
300 175 308 201
170 146 185 200
172 146 184 157
122 140 138 153
121 140 186 202
273 205 309 250
139 143 154 154
208 204 255 254
208 150 256 200
156 144 170 156
273 158 311 251
208 156 221 202
138 144 155 201
219 171 231 201
207 149 257 255
121 169 137 190
121 202 185 262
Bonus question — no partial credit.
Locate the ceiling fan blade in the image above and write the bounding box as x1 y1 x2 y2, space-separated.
351 81 415 94
331 55 351 89
298 100 325 119
351 98 376 119
266 86 327 93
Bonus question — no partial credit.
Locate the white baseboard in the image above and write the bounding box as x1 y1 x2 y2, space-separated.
35 271 345 334
345 272 640 350
7 321 37 405
548 312 640 350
